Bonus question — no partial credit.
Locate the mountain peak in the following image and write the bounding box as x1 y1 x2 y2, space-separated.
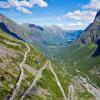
0 13 4 17
77 9 100 44
0 13 6 22
94 9 100 23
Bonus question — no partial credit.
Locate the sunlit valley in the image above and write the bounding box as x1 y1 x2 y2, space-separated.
0 0 100 100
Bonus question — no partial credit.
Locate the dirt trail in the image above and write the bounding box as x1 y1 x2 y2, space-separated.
9 43 30 100
20 60 49 100
48 61 67 100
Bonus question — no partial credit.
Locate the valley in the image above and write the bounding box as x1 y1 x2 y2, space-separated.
0 6 100 100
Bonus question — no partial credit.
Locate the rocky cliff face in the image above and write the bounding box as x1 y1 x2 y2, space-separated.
78 10 100 44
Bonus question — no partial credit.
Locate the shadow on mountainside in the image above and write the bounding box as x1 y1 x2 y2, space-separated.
0 23 24 41
92 39 100 57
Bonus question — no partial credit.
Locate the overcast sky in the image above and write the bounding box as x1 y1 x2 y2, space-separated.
0 0 100 30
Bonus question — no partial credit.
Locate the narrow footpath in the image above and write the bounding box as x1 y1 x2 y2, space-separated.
20 60 49 100
9 43 30 100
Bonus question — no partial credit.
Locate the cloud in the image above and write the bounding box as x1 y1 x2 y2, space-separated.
56 0 99 30
0 1 10 8
57 10 97 30
82 0 100 10
56 0 99 25
57 22 87 30
34 0 48 7
16 7 32 14
58 10 96 22
0 0 48 14
8 0 48 8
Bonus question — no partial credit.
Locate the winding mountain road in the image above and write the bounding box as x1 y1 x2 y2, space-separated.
74 62 98 88
74 62 100 100
20 60 49 100
48 61 67 100
67 84 75 100
9 43 30 100
78 76 100 100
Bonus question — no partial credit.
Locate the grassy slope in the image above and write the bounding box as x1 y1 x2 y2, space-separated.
65 44 100 88
36 68 64 100
0 30 27 99
15 45 46 99
53 43 97 66
48 43 100 99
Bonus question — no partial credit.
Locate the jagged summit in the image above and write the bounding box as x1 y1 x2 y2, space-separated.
94 10 100 23
77 9 100 44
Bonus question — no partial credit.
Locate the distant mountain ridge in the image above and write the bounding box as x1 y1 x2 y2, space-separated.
0 13 82 47
0 13 68 44
22 23 82 44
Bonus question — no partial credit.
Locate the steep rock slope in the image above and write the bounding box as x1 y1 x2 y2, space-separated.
78 10 100 44
0 13 33 43
0 30 48 99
